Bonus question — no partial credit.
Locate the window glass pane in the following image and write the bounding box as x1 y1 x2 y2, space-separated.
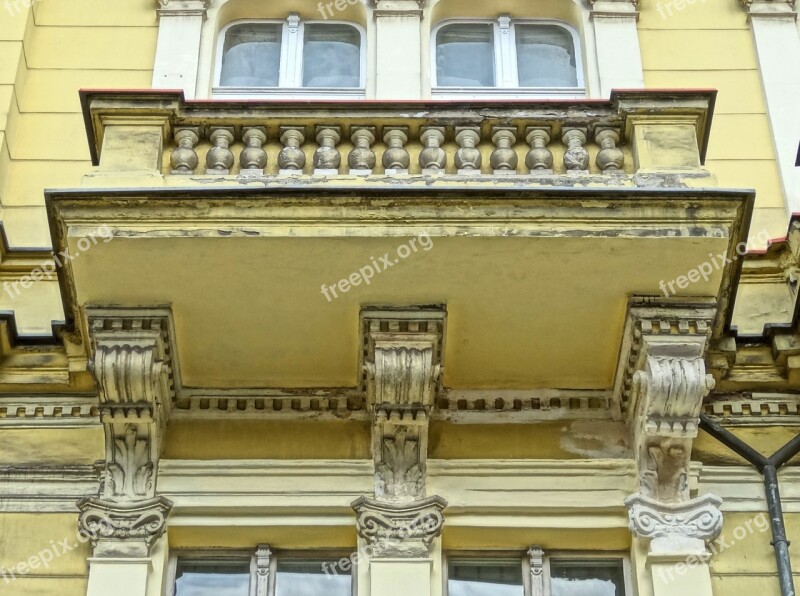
515 25 578 87
174 558 251 596
220 23 282 87
275 559 352 596
302 24 361 88
550 560 626 596
436 24 495 87
447 558 524 596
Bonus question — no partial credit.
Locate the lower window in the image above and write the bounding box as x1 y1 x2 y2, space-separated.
445 550 628 596
170 548 354 596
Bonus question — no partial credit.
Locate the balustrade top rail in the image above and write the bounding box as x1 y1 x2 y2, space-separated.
80 90 716 179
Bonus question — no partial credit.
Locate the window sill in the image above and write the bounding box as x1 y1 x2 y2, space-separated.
212 87 367 100
431 87 587 100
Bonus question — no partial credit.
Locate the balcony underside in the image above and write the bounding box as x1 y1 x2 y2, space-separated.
46 185 751 410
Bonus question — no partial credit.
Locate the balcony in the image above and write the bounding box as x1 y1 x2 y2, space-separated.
38 90 752 427
80 89 717 188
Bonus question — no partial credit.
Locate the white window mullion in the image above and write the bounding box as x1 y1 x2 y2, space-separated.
254 545 271 596
280 13 303 88
495 16 516 88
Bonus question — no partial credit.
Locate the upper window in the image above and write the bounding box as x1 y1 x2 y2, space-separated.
215 15 365 99
432 17 584 99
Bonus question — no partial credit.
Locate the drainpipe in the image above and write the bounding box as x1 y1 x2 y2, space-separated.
699 413 800 596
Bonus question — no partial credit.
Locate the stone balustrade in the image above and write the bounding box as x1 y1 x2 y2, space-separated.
81 90 716 183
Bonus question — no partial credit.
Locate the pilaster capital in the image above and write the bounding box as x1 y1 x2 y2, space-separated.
77 496 173 552
351 495 447 558
625 493 723 542
156 0 210 17
738 0 796 14
588 0 640 14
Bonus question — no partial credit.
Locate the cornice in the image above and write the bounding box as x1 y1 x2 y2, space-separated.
0 465 100 512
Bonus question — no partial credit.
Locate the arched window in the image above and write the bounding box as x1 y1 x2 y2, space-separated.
432 17 584 98
215 15 365 99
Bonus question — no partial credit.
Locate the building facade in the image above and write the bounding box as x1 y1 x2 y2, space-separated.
1 0 800 595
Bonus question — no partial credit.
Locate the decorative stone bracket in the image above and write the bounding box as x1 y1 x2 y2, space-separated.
351 495 447 558
361 307 445 503
81 309 180 550
614 300 717 503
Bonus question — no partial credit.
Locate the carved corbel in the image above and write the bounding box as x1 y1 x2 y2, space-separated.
614 301 717 502
361 308 445 503
81 309 180 549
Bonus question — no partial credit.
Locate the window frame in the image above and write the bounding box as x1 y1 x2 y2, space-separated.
431 17 585 99
443 550 632 596
167 548 358 596
213 16 367 100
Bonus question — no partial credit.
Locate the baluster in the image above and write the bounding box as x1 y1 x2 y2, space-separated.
240 127 268 175
278 127 306 174
525 127 553 173
491 127 518 174
595 128 624 172
348 127 376 175
382 128 410 174
455 127 482 174
420 127 446 173
206 127 235 174
562 128 589 172
170 128 199 175
314 126 341 175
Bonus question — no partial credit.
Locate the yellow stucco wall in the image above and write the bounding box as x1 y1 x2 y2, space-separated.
638 0 789 241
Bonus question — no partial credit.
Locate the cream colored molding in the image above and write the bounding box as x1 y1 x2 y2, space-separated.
0 465 99 512
362 307 445 503
625 493 724 541
351 495 446 557
699 465 800 512
614 299 717 503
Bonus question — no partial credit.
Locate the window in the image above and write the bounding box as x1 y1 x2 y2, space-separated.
445 551 629 596
170 549 355 596
432 17 584 98
215 15 365 99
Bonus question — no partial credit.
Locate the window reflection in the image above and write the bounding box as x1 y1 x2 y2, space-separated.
220 23 282 87
515 25 577 87
550 560 625 596
275 559 352 596
436 24 496 87
303 24 362 88
447 558 524 596
174 559 251 596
